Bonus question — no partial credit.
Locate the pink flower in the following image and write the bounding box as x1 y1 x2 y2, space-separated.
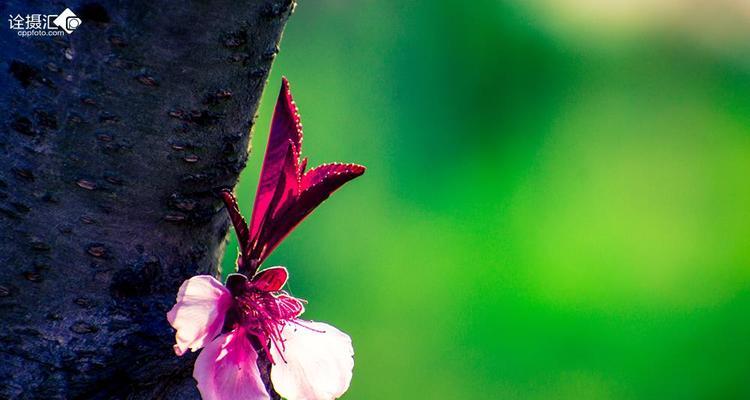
167 78 364 400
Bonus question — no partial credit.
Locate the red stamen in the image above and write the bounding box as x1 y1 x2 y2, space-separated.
232 284 304 364
290 319 326 333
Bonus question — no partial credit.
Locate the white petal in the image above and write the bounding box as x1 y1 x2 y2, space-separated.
194 331 270 400
271 321 354 400
166 275 232 355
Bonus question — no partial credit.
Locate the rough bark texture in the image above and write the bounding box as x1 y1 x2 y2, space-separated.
0 1 293 398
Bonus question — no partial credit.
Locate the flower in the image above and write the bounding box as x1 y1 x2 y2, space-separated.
167 77 365 400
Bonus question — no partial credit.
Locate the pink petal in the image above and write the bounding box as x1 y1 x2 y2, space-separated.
194 330 270 400
252 266 289 292
166 276 231 356
270 321 354 400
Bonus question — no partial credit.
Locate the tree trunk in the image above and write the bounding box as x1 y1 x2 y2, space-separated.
0 1 293 398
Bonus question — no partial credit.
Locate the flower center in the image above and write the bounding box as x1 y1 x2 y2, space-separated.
233 286 304 363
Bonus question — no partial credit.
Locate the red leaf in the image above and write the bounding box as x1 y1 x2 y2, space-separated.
249 78 303 244
301 163 366 191
248 142 300 264
220 190 250 267
226 78 365 272
259 162 365 259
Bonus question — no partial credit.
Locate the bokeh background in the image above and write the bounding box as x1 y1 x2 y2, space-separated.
223 1 750 398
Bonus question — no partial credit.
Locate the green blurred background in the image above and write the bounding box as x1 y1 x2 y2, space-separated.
223 1 750 398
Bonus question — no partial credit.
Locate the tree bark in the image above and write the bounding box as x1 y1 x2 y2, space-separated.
0 1 293 398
